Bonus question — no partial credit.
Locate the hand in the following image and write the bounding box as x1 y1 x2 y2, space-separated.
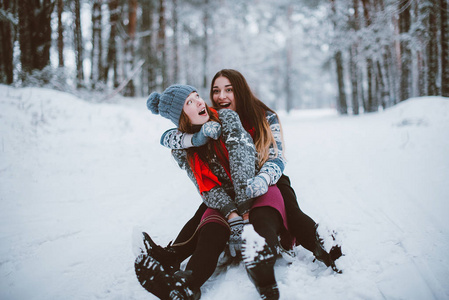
246 174 269 198
191 121 222 147
228 216 244 257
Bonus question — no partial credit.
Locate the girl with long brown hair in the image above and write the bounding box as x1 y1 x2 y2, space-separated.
137 83 289 299
158 70 343 276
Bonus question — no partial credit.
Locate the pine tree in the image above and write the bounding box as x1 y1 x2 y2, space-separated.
57 0 64 67
157 0 167 89
18 0 55 78
91 0 103 89
440 0 449 96
398 0 412 102
104 0 119 87
0 0 14 84
330 0 348 114
73 0 84 88
141 0 156 94
427 0 438 96
123 0 137 96
349 0 360 115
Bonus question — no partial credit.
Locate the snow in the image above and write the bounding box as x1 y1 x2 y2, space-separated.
1 85 448 300
242 224 268 265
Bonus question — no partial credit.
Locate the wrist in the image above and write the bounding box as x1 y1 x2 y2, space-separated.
182 133 194 148
228 211 240 220
258 172 271 185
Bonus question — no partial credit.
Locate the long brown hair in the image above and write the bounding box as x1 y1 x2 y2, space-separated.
177 105 228 172
210 69 284 167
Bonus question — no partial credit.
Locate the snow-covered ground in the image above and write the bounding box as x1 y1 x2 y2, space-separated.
1 85 448 300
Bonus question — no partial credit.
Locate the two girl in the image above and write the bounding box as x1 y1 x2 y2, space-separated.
136 69 343 299
136 83 288 299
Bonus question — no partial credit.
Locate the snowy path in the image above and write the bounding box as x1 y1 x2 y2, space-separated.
1 85 448 300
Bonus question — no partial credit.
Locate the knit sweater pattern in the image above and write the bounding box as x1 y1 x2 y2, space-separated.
172 109 257 217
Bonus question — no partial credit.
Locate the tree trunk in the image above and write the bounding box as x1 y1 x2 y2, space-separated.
374 0 391 108
18 0 33 75
398 0 412 101
335 51 348 114
104 0 119 87
330 0 347 114
172 0 179 83
382 50 395 106
34 0 54 71
361 0 377 112
157 0 167 89
285 4 294 112
441 0 449 96
376 60 388 109
91 0 103 89
142 0 156 94
124 0 137 96
73 0 84 88
18 0 54 77
57 0 63 67
0 0 14 84
202 0 209 89
349 0 360 115
427 0 438 96
349 45 359 115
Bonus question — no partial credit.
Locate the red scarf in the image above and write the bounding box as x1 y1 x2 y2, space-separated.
189 111 256 195
189 108 232 194
190 141 232 194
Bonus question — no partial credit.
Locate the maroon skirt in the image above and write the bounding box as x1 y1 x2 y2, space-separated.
198 185 295 249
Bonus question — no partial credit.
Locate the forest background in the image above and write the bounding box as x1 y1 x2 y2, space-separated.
0 0 448 113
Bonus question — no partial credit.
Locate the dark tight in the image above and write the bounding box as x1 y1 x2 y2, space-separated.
173 174 318 253
173 204 208 263
276 175 318 252
249 206 283 253
185 222 229 290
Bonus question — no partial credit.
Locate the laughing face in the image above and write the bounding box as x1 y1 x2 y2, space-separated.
212 76 236 112
183 92 210 125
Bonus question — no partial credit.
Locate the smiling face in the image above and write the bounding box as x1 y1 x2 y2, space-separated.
183 92 210 125
212 76 237 112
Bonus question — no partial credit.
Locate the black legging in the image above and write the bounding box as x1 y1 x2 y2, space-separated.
249 206 283 253
185 222 229 290
277 175 318 252
172 204 208 263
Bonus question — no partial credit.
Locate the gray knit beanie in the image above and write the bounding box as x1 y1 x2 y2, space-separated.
147 84 197 126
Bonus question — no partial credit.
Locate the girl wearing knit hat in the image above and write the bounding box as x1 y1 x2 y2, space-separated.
142 70 344 297
136 83 287 299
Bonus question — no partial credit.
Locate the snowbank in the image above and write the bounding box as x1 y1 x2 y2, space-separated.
0 85 448 299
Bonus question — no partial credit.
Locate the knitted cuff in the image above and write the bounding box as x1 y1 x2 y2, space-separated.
220 204 238 219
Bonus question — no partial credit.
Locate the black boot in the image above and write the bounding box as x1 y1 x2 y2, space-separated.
243 236 279 300
171 270 201 300
135 254 200 300
313 232 343 274
135 253 174 299
142 232 181 272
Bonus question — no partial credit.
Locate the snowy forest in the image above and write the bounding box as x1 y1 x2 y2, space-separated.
0 0 448 113
1 1 449 299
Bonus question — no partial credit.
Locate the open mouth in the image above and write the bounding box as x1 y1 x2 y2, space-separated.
218 102 231 108
199 108 207 115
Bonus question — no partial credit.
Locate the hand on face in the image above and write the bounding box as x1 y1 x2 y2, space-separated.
183 92 210 125
212 76 237 111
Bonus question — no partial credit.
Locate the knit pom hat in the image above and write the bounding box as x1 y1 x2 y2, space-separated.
147 84 197 126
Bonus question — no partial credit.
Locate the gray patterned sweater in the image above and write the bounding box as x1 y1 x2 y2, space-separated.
162 110 286 186
171 109 257 217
